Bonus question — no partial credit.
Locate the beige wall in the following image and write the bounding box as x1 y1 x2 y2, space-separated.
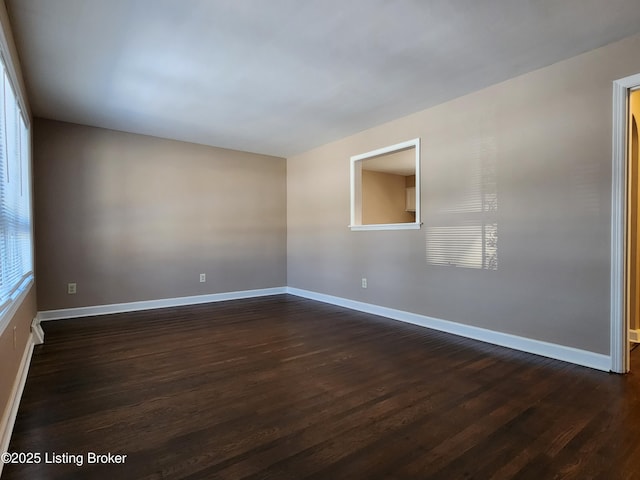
288 33 640 355
0 0 37 440
629 90 640 330
362 170 415 224
34 119 287 310
0 288 36 421
406 175 416 188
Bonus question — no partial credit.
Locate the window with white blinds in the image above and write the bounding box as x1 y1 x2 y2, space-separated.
0 55 32 318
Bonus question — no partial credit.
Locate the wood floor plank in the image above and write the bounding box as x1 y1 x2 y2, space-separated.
3 295 640 479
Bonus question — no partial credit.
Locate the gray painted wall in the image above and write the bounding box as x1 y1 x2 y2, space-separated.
34 119 287 310
32 33 640 356
287 33 640 355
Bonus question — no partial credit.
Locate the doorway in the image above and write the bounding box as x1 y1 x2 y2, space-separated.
612 73 640 374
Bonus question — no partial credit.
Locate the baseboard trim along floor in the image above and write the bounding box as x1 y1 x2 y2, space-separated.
0 332 35 477
36 286 611 372
286 287 611 372
37 287 288 321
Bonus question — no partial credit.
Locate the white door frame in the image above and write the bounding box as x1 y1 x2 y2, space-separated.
611 73 640 373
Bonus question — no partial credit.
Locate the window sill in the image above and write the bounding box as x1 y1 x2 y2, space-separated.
349 223 422 231
0 275 34 337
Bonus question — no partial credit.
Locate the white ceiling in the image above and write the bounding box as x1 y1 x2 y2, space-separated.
6 0 640 158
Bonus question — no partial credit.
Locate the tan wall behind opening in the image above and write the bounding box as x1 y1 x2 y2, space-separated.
362 170 415 224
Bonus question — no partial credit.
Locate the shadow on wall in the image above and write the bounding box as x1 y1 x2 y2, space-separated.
426 136 498 270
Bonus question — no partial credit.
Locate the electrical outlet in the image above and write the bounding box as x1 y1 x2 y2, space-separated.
361 278 367 289
199 273 206 283
68 282 77 294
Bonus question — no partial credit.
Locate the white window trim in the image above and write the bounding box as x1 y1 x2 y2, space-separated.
0 274 33 337
0 39 33 336
349 138 421 231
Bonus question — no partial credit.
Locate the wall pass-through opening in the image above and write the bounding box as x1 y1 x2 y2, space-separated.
350 138 421 231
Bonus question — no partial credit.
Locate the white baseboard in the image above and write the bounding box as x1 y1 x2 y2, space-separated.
37 287 287 321
0 333 35 476
630 329 640 343
31 317 44 345
286 287 611 372
34 285 612 371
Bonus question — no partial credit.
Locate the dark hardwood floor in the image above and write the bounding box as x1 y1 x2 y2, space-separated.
3 294 640 479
